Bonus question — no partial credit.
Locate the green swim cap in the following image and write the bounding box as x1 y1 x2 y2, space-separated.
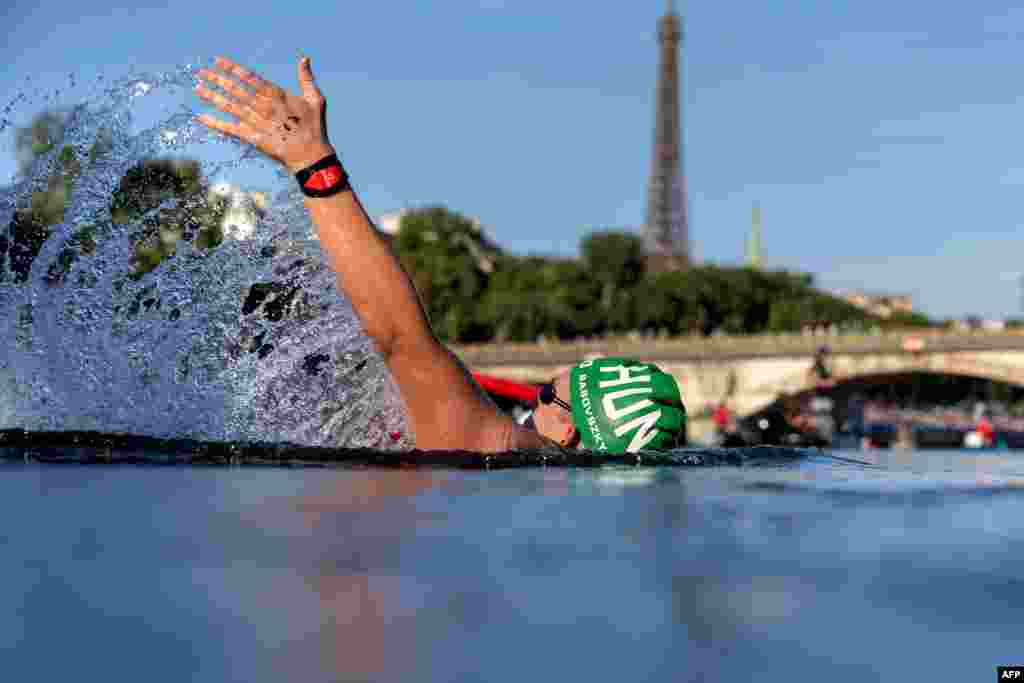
569 357 686 453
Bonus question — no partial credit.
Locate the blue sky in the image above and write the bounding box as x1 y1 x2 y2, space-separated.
2 0 1023 320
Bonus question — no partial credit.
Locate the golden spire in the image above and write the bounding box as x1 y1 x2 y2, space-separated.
747 202 763 269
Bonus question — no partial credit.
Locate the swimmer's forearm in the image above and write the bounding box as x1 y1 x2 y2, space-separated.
303 162 515 450
302 163 430 357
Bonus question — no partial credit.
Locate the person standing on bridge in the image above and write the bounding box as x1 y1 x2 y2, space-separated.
194 56 687 453
808 345 835 389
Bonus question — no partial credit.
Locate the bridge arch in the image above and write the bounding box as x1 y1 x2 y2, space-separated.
741 351 1024 416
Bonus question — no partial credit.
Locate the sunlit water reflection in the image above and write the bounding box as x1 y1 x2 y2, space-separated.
3 448 1023 682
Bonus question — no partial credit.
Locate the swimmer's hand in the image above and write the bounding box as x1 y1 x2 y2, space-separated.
194 55 335 173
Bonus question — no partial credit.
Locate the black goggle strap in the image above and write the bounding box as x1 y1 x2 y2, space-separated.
538 383 572 413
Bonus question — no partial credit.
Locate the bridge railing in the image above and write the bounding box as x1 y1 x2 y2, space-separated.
453 329 1024 365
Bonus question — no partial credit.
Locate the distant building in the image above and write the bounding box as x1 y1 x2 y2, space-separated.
841 292 914 319
644 2 690 272
376 210 407 238
954 317 1006 332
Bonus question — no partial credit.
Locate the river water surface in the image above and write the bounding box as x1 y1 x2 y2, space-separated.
2 61 1021 683
2 446 1021 682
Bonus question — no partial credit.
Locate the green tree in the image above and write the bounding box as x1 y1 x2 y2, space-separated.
880 310 934 329
631 265 885 336
108 157 227 279
392 206 503 343
580 230 645 316
478 255 602 342
2 107 229 286
627 274 688 335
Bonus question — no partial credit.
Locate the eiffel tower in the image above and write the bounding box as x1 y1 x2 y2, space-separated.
644 1 690 273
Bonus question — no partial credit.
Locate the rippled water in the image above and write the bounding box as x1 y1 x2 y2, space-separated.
3 447 1023 682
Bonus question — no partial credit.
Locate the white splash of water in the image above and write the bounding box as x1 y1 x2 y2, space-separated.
0 63 410 449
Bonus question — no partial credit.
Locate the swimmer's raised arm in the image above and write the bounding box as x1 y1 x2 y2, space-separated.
195 55 550 452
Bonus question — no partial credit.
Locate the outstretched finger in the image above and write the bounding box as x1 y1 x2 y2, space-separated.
198 68 273 113
195 84 266 126
214 56 285 99
296 56 323 101
196 113 259 146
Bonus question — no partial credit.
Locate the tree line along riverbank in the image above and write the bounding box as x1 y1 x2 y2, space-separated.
2 107 941 345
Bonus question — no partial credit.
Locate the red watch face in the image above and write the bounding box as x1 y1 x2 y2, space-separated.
305 165 344 191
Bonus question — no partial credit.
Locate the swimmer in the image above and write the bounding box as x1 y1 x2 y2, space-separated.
195 56 686 453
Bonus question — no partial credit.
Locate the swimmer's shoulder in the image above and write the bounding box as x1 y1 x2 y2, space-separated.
505 421 560 451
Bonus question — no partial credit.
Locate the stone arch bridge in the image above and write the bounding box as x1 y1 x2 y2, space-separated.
455 332 1024 419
